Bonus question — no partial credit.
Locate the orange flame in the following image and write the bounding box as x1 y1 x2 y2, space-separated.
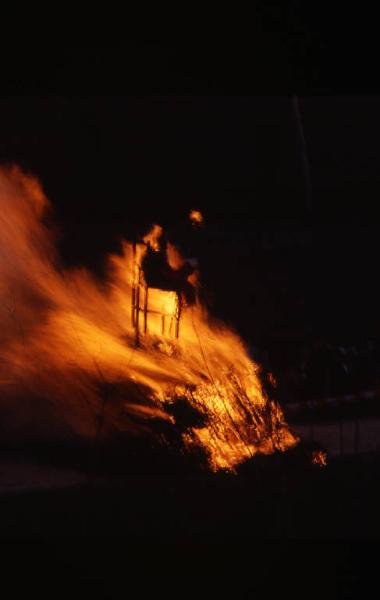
166 242 185 270
0 167 297 471
312 450 327 468
143 223 162 251
189 209 203 226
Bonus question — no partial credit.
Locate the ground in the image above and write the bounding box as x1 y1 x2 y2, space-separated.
0 442 376 597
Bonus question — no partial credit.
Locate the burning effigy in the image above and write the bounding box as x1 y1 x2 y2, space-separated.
0 166 297 471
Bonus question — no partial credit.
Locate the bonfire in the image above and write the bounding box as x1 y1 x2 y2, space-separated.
0 166 297 471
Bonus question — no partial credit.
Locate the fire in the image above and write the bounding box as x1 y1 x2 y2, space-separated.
312 450 327 468
143 223 162 252
189 209 203 226
0 166 297 471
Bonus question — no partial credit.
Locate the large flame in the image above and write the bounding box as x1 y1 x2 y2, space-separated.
0 166 297 471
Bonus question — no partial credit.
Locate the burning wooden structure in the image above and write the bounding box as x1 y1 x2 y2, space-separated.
131 235 182 344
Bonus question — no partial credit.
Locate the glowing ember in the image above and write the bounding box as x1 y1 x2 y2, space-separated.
312 450 327 468
189 209 203 226
0 166 297 471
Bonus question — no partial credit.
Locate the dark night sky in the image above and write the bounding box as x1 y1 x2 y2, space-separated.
0 94 309 344
1 42 380 343
0 95 308 265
